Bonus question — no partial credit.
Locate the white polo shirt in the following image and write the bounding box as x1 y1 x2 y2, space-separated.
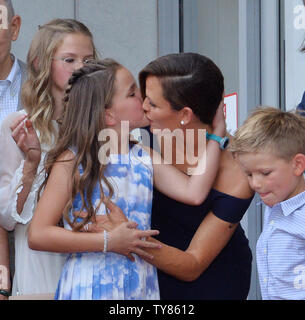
257 190 305 299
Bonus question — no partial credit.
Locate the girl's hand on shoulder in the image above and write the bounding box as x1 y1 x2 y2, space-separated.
10 115 41 166
212 99 226 137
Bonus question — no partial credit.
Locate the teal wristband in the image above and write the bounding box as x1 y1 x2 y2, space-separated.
0 289 10 297
206 132 229 150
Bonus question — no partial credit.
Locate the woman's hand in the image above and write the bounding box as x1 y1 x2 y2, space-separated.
10 115 41 166
74 200 161 261
108 221 161 261
212 98 226 137
74 200 129 233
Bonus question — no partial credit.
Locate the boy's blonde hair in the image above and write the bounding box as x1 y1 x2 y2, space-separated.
230 107 305 160
22 19 98 146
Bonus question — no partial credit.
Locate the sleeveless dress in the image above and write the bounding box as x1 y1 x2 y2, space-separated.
152 187 253 300
55 144 160 300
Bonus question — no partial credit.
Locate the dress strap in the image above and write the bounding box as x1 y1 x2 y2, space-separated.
68 146 77 156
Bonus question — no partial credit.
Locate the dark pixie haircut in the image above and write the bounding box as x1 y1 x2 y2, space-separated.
139 52 224 125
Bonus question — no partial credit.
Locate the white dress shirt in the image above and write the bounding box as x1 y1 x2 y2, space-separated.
0 55 22 124
257 191 305 299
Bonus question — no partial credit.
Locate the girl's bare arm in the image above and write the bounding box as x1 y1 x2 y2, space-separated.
28 150 160 259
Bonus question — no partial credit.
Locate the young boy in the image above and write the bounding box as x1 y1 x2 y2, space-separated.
230 107 305 300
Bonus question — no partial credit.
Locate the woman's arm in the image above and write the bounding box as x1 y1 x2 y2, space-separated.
86 203 238 281
142 212 238 281
91 200 239 281
142 154 254 281
28 150 160 259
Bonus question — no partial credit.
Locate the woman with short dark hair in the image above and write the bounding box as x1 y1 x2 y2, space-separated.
138 52 254 300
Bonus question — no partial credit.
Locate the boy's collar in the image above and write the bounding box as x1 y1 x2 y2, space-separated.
279 190 305 216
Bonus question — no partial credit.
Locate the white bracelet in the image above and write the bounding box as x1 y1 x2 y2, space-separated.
103 230 108 253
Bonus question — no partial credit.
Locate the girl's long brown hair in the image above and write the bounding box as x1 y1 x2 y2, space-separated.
40 60 122 231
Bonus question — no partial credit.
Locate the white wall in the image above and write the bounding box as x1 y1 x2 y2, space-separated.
11 0 158 79
11 0 75 63
75 0 158 78
184 0 239 95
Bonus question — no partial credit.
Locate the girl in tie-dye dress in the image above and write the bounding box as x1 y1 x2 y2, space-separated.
29 59 225 300
55 145 159 299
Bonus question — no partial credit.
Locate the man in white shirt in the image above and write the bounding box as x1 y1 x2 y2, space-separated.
0 0 23 300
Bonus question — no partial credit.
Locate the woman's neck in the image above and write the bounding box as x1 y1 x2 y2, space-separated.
163 122 213 173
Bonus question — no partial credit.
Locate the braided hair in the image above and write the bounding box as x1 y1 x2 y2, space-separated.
58 65 93 125
41 59 123 231
63 65 91 103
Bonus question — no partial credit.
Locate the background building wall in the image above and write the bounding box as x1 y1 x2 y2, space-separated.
185 0 239 95
11 0 158 80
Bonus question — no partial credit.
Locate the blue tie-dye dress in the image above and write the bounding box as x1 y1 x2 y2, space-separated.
54 144 160 300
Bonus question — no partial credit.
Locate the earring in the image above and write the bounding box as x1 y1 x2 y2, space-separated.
180 120 185 125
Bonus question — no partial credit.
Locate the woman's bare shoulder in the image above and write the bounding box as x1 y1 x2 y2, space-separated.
213 150 254 199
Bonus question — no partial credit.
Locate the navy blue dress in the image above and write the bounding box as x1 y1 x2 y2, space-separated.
151 187 253 300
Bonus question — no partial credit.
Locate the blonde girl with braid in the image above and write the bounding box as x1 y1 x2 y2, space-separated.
0 19 157 298
28 58 225 300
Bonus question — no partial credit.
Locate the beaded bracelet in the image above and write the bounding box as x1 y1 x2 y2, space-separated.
0 289 10 297
103 230 109 253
